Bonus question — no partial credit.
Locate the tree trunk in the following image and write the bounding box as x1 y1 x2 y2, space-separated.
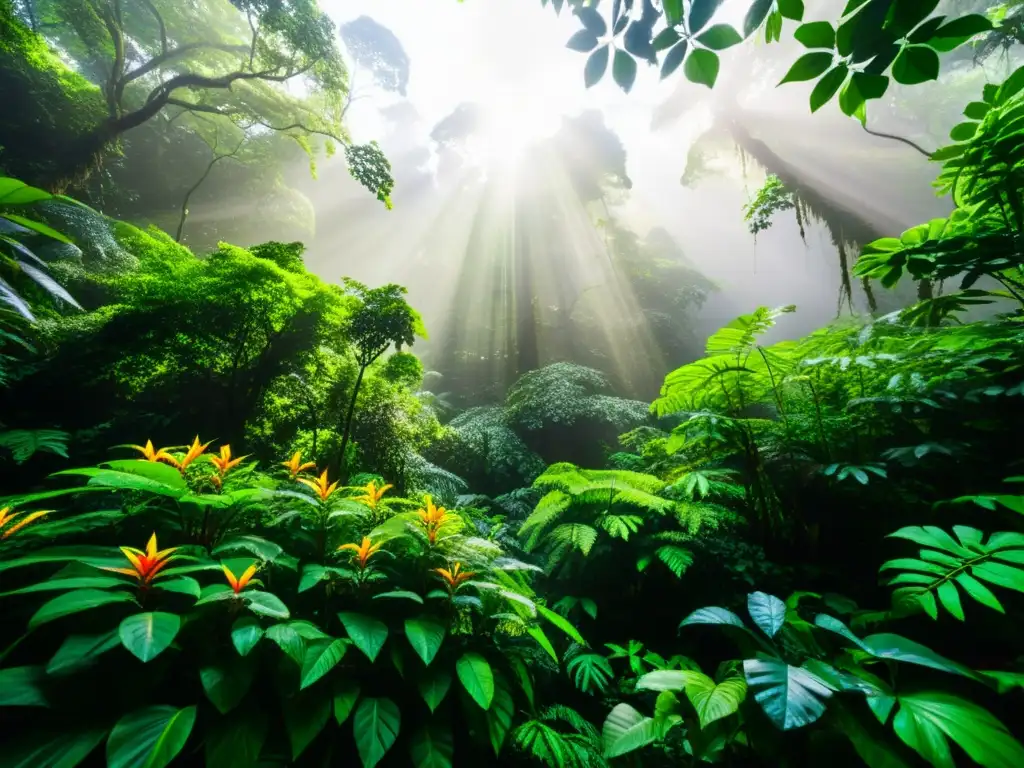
336 364 366 482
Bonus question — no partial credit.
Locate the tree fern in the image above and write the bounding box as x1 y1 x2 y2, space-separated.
567 653 614 694
0 429 69 463
704 305 796 356
520 491 572 551
548 524 599 557
881 525 1024 619
513 705 607 768
655 545 694 578
599 514 643 541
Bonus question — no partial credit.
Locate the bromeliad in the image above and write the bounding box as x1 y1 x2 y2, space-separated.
0 506 49 539
434 562 476 594
129 439 178 465
297 469 340 502
223 563 258 594
283 451 316 479
416 495 457 545
103 533 178 585
338 536 383 569
210 444 247 477
352 480 393 510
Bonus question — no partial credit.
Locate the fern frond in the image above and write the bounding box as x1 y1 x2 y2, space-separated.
656 545 694 578
566 653 613 694
599 514 644 541
549 523 598 557
520 491 572 551
704 305 796 356
0 429 69 463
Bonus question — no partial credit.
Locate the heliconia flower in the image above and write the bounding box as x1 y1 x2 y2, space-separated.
338 536 383 569
297 469 339 502
176 436 213 473
210 444 247 476
0 506 49 539
222 562 258 594
434 561 475 592
352 480 393 510
129 440 177 465
416 495 456 545
103 533 178 584
283 451 316 478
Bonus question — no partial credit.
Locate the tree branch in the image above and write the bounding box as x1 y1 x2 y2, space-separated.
176 134 246 242
139 0 168 56
99 3 126 120
861 123 933 159
118 42 250 97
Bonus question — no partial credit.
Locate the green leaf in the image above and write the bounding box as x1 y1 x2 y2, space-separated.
404 615 446 666
892 45 939 85
457 652 495 709
747 592 786 637
663 0 683 26
0 178 52 205
810 65 849 112
584 46 609 88
566 29 599 52
373 590 423 604
926 15 993 53
995 65 1024 105
300 639 348 689
688 0 723 34
687 674 748 728
839 76 867 123
282 687 330 760
780 52 833 84
0 575 126 597
778 0 804 21
963 101 991 120
410 722 453 768
653 28 680 52
893 692 1024 768
680 606 748 630
119 612 180 663
338 611 388 662
612 49 637 93
743 658 834 730
526 624 558 662
684 48 720 88
0 726 106 768
861 633 978 680
243 591 289 619
47 630 120 675
204 705 266 768
485 674 516 755
201 658 255 714
297 564 326 593
794 21 835 48
537 603 586 644
353 697 401 768
1 214 71 243
602 703 657 758
696 24 743 50
744 0 774 38
636 669 705 691
154 577 199 598
106 706 197 768
575 7 607 37
660 40 688 79
0 666 48 706
949 122 978 142
29 589 136 629
333 679 360 725
231 617 264 657
419 667 453 712
982 670 1024 694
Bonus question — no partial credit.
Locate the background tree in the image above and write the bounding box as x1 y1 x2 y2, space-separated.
340 15 411 97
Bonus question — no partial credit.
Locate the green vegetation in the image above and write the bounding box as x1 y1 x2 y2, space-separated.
1 1 1023 767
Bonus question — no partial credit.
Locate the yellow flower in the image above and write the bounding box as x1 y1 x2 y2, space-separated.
223 562 258 594
352 480 393 509
297 469 340 502
433 562 475 592
176 436 212 472
283 451 316 478
129 440 177 465
0 506 49 539
210 444 247 476
416 495 456 544
338 536 383 569
102 533 178 584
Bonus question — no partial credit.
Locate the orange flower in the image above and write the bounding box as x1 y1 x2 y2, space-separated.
0 506 49 539
297 469 339 502
103 533 178 585
222 562 258 594
176 436 212 472
338 536 383 569
352 480 393 509
434 562 475 592
210 444 247 476
416 496 456 545
129 440 177 465
283 451 316 478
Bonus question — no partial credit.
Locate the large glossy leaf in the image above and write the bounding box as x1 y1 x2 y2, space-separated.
204 706 267 768
0 545 119 573
584 45 609 88
0 726 107 768
265 623 305 663
893 692 1024 768
409 722 453 768
201 658 254 714
485 674 516 755
0 178 52 205
603 703 658 758
780 52 833 83
282 687 330 760
537 603 586 644
47 630 121 675
300 639 348 689
231 617 263 656
861 633 978 680
106 706 197 768
29 589 136 629
747 592 786 637
684 48 720 88
339 611 388 661
333 680 360 725
119 612 180 663
353 697 401 768
243 591 289 620
419 667 453 712
680 606 747 630
685 673 748 728
404 615 446 665
0 666 48 706
635 669 707 691
53 467 186 498
743 658 834 730
457 652 495 709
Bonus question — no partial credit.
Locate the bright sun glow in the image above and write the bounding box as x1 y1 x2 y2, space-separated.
468 102 562 175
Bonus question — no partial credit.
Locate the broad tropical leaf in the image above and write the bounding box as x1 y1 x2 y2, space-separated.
338 612 388 662
602 702 657 757
743 658 835 730
457 652 495 709
106 706 197 768
118 612 180 663
353 697 401 768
